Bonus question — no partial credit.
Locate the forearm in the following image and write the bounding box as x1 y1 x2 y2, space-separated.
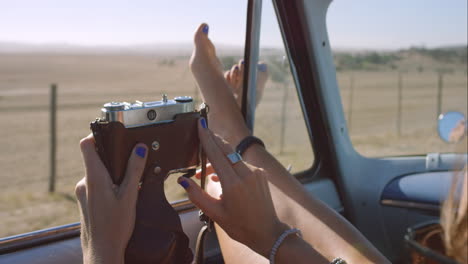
275 235 329 264
83 251 124 264
243 145 390 263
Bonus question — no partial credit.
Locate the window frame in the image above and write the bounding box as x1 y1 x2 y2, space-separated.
273 0 339 184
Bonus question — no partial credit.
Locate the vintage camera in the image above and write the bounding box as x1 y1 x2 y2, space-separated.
90 94 205 264
100 94 195 127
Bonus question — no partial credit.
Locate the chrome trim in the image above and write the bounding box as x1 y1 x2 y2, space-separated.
381 199 440 212
0 199 197 254
0 223 80 254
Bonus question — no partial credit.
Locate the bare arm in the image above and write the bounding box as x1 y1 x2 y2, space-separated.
276 235 329 264
189 22 390 264
243 144 390 263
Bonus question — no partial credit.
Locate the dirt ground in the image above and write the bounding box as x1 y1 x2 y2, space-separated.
0 53 466 237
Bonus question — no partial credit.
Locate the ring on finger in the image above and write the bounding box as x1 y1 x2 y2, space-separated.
226 152 242 165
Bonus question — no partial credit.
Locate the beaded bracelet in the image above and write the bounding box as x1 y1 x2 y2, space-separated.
269 228 302 264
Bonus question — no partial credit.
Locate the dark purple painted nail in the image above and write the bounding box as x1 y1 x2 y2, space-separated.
200 118 207 129
241 60 245 65
235 66 239 71
136 146 146 158
202 25 209 34
179 180 190 189
258 64 267 72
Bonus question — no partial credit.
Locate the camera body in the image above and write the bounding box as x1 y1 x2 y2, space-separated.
91 95 203 264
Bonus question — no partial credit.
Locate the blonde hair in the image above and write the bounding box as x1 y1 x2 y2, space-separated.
441 165 467 263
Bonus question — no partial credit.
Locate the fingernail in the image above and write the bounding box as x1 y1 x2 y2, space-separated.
258 64 267 72
136 146 146 158
179 180 190 189
202 25 209 34
241 60 245 65
235 66 239 71
200 118 207 129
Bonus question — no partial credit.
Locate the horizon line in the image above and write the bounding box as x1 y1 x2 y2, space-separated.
0 40 466 52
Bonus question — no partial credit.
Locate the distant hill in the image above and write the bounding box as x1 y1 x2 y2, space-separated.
333 45 467 72
1 42 465 73
0 42 244 56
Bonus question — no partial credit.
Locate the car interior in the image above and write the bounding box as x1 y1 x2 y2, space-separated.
0 0 466 263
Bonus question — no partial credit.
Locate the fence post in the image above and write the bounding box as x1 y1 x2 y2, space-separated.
436 72 443 117
396 72 403 136
279 81 289 154
49 84 57 193
347 74 354 132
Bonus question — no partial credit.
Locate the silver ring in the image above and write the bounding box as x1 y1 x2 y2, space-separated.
227 152 243 165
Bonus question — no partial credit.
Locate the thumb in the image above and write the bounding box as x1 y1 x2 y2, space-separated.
178 177 222 221
120 143 148 199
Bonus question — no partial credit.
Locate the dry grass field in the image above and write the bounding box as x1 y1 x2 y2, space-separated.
0 51 466 237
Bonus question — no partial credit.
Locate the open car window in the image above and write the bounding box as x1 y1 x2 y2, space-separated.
254 1 315 174
327 1 467 157
0 1 249 238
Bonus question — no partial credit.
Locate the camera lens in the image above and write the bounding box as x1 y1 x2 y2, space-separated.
147 110 157 120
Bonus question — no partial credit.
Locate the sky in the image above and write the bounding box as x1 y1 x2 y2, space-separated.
0 0 466 50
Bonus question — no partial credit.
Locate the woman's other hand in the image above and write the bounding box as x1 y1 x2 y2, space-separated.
178 118 288 258
76 134 148 264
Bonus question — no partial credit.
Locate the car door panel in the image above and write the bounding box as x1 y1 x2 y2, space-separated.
0 177 345 264
277 1 466 262
381 171 453 209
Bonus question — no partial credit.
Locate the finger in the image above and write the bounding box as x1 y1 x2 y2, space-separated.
198 118 237 187
255 168 277 215
230 64 240 86
238 59 245 82
119 143 148 200
210 133 252 180
178 177 223 222
211 175 220 182
75 178 89 223
195 163 215 179
224 71 231 84
75 177 89 247
79 134 112 191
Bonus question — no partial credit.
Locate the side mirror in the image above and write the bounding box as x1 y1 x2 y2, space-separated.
438 111 467 143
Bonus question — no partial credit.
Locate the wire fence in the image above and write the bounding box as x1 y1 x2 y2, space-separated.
0 69 466 238
31 70 466 192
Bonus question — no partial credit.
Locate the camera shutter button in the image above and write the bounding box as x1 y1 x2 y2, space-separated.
174 96 193 103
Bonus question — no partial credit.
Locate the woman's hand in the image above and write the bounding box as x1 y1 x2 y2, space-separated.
76 134 148 264
178 118 289 258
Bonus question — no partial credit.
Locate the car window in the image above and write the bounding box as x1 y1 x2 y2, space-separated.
255 1 315 173
0 1 247 237
327 1 467 157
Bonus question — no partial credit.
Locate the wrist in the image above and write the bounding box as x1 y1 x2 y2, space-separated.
242 142 265 161
274 234 306 263
256 221 290 258
87 248 125 264
268 225 305 264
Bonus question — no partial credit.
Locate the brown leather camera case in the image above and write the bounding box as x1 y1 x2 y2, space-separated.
91 112 200 264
